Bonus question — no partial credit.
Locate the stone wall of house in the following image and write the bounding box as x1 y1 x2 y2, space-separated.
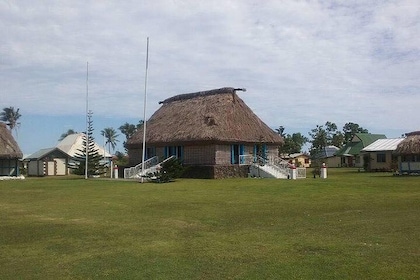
128 148 142 166
182 164 250 179
215 144 231 165
213 165 249 178
184 145 215 165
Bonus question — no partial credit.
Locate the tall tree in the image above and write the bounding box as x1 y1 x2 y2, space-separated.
277 127 308 155
275 126 286 138
325 121 344 148
71 111 106 176
343 122 369 143
309 121 344 156
101 127 119 154
1 107 21 137
119 120 144 151
119 123 136 140
59 129 77 141
308 124 328 156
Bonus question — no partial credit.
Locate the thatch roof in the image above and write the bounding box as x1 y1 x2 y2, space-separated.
0 122 23 159
395 131 420 155
127 87 283 147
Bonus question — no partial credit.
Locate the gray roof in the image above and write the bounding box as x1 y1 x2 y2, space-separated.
313 145 339 159
24 147 66 160
361 138 404 152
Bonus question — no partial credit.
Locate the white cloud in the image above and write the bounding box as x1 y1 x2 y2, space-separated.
1 0 419 137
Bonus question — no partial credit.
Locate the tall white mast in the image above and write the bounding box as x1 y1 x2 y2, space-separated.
85 62 89 179
141 38 149 183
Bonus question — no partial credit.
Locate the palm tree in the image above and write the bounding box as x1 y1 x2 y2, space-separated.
1 107 21 137
119 122 137 140
59 129 78 141
101 127 120 154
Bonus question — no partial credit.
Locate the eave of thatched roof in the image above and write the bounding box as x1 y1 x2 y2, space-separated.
127 87 283 147
395 133 420 155
0 122 23 159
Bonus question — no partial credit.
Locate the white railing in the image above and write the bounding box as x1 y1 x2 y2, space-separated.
144 156 177 177
239 154 306 179
239 155 254 165
296 167 306 179
124 156 159 179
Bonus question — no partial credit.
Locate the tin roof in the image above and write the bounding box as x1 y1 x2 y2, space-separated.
336 133 387 156
361 138 404 152
57 133 111 158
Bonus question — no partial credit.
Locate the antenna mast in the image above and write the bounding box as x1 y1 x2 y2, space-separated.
85 62 89 179
141 38 149 183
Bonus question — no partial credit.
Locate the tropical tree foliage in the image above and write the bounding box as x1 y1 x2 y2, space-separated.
114 151 129 166
276 126 308 155
71 112 106 177
309 121 368 157
119 120 144 150
308 122 343 156
59 129 77 141
1 106 21 137
101 127 119 154
343 122 369 143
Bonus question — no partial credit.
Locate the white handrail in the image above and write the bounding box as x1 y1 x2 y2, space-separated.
242 154 306 179
124 156 159 179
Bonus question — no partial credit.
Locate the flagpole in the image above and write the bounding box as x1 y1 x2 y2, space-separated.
85 62 89 179
141 37 149 183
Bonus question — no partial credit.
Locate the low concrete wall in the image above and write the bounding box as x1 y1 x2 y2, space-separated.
182 165 250 179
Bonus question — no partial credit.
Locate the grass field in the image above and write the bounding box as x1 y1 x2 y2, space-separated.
0 169 419 279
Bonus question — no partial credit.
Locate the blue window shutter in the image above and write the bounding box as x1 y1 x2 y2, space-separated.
164 146 168 158
240 145 245 164
231 145 234 164
179 146 184 160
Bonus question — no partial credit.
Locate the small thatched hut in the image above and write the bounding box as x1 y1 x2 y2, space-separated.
395 131 420 174
0 122 23 176
126 87 283 178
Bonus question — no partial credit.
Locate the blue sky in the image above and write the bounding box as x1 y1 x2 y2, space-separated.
1 0 419 155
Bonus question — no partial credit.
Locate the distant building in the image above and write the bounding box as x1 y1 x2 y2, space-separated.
360 138 403 171
336 133 386 168
282 153 311 168
25 133 111 176
312 145 341 168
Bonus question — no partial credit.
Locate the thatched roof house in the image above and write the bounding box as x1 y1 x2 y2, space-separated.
126 87 283 178
395 131 420 155
395 131 420 174
0 122 23 176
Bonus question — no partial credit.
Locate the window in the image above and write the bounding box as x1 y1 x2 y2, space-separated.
231 144 245 164
253 144 267 158
377 153 386 163
145 147 156 159
164 146 183 160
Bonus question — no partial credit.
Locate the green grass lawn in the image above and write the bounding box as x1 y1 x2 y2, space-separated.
1 169 419 279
